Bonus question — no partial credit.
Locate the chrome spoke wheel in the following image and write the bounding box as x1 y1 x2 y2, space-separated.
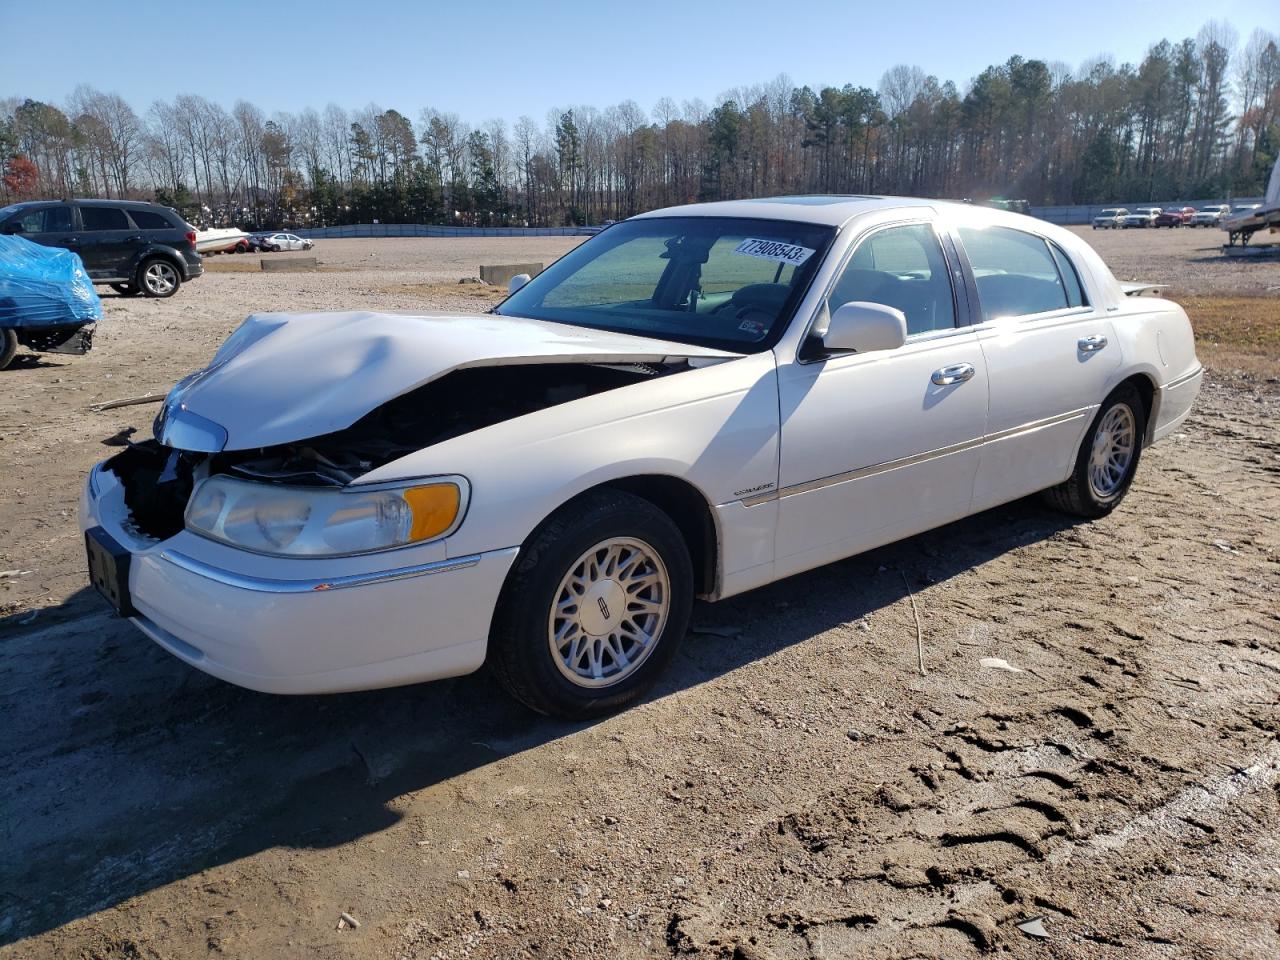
548 537 670 689
1088 404 1136 498
143 261 177 295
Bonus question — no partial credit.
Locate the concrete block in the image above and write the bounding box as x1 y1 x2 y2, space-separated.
479 262 543 285
261 257 318 271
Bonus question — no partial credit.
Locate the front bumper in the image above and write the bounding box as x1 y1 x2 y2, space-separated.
80 467 518 694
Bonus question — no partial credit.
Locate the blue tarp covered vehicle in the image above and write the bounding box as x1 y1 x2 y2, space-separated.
0 234 101 369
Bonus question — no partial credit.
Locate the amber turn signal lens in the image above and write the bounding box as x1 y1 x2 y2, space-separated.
403 483 461 541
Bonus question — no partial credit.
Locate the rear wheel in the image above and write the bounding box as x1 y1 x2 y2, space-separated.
0 328 18 371
138 258 181 298
1043 383 1146 518
488 489 693 718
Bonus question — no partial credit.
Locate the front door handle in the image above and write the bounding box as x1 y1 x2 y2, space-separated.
1078 335 1108 352
124 235 144 242
931 363 976 386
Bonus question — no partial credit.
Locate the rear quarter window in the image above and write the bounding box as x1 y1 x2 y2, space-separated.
128 209 175 230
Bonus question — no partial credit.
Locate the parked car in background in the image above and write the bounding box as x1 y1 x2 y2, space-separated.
261 233 314 252
1154 207 1196 227
1122 207 1162 228
81 197 1202 717
1092 208 1127 229
1189 205 1231 227
0 199 203 298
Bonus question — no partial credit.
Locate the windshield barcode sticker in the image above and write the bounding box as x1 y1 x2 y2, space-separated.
733 238 815 266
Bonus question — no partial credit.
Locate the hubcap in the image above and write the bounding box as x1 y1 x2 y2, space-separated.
145 262 176 294
548 537 670 688
1088 403 1136 498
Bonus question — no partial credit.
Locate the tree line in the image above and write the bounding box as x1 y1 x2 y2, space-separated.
1 20 1276 229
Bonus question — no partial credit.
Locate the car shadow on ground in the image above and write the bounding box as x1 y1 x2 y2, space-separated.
1 496 1078 944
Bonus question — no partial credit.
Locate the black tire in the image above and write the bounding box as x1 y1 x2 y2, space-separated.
0 328 18 371
488 489 694 719
110 282 140 297
1042 382 1146 519
137 257 181 298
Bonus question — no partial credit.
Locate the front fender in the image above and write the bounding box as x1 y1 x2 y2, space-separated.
358 352 782 565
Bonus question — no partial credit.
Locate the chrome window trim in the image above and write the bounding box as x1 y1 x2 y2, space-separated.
979 305 1096 330
740 406 1093 507
159 548 488 593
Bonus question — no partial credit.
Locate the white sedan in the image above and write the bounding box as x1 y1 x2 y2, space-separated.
262 233 314 251
80 197 1203 717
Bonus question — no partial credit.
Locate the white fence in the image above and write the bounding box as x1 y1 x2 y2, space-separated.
1030 198 1263 225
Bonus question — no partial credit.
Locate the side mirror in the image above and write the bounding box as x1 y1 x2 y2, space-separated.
508 273 531 294
818 301 907 355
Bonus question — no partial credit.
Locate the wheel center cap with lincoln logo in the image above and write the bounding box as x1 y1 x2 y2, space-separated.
579 580 627 636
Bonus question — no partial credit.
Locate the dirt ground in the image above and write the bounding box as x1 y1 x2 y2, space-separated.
1 227 1277 960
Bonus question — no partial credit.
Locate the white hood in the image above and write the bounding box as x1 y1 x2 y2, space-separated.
156 311 739 451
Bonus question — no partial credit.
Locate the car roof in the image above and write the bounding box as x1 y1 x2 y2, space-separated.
5 198 171 208
632 195 940 228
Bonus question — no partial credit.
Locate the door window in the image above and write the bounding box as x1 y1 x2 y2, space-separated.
80 207 131 231
827 223 956 336
129 209 174 230
958 226 1074 320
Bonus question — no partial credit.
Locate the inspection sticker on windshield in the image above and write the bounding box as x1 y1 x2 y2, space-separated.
733 238 815 266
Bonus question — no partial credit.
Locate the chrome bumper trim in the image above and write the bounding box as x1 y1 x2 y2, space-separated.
1163 365 1204 390
159 549 483 594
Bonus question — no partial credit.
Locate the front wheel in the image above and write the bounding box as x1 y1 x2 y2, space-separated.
1042 383 1146 518
0 328 18 370
488 489 693 718
138 258 181 298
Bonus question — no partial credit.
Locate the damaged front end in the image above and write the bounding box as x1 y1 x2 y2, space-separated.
104 360 688 543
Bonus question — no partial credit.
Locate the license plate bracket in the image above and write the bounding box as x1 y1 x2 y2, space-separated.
85 526 135 616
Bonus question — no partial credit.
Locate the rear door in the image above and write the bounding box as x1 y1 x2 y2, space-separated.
75 205 138 278
954 223 1122 512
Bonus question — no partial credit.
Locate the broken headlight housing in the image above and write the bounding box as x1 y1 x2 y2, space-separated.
184 474 467 557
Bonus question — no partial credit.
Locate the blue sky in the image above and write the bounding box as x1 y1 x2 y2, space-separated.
1 0 1272 124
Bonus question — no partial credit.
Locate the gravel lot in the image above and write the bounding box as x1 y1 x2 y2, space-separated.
1 228 1277 959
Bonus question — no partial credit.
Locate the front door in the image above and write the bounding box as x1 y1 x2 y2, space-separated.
772 221 989 580
953 223 1123 512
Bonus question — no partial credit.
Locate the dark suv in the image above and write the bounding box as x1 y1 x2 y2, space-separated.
0 199 203 298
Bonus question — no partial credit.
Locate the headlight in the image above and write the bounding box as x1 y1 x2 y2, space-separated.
184 474 467 557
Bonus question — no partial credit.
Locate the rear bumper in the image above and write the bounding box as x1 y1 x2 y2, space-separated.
1152 365 1203 443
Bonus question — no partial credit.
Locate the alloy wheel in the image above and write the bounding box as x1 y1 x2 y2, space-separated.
548 537 670 688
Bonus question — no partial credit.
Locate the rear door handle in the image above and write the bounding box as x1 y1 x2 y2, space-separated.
931 362 976 386
1078 335 1108 352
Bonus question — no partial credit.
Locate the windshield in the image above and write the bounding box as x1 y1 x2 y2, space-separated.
496 216 835 351
1099 209 1118 216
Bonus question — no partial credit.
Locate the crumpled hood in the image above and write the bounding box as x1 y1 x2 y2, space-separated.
156 311 739 451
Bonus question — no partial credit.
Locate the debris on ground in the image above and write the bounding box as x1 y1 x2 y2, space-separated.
1016 916 1050 938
